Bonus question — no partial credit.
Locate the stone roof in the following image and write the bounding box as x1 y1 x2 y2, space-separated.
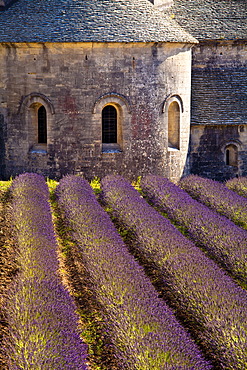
170 0 247 41
191 67 247 126
0 0 197 43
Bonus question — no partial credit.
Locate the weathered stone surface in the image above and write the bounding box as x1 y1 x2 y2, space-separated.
186 40 247 181
189 124 247 181
0 42 192 181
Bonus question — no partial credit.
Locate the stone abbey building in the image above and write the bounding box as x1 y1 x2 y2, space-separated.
0 0 246 181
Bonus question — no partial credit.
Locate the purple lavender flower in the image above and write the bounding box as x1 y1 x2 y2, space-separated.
180 174 247 230
56 175 211 370
141 174 247 284
102 174 247 370
5 173 89 370
226 176 247 198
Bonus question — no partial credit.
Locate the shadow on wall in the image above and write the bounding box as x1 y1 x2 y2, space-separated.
0 114 6 180
182 125 246 182
0 0 18 11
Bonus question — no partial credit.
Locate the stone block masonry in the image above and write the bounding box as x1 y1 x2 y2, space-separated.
0 41 192 181
188 41 247 181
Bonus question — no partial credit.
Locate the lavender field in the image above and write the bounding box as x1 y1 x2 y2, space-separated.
0 173 246 370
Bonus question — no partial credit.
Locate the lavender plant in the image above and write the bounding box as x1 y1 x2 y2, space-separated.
180 174 247 230
101 174 247 370
141 174 247 284
56 175 211 370
226 176 247 198
0 180 14 370
5 173 88 370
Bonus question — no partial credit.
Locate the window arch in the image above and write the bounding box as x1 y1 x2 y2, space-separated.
28 102 48 151
92 93 131 153
102 105 117 144
38 105 47 144
225 144 238 166
168 101 180 149
19 93 55 153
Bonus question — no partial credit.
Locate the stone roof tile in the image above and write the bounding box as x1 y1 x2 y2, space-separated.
191 68 247 125
171 0 247 41
0 0 197 43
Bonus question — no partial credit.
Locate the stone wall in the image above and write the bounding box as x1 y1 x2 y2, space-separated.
189 125 247 181
188 40 247 181
0 42 192 181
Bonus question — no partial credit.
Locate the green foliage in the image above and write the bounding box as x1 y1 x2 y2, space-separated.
90 177 101 194
0 180 12 204
0 180 12 191
46 178 58 192
132 176 142 192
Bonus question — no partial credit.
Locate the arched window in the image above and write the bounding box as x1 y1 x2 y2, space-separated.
20 93 55 153
38 105 47 144
93 93 130 153
168 101 180 149
225 144 238 166
102 105 117 144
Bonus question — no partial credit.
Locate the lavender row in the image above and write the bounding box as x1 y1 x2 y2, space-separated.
5 173 88 370
141 174 247 284
226 176 247 198
180 174 247 230
101 174 247 370
0 181 13 370
56 175 211 370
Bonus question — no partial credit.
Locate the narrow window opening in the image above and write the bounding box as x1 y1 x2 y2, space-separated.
38 105 47 144
225 144 238 166
168 101 180 149
102 105 117 143
226 149 230 165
